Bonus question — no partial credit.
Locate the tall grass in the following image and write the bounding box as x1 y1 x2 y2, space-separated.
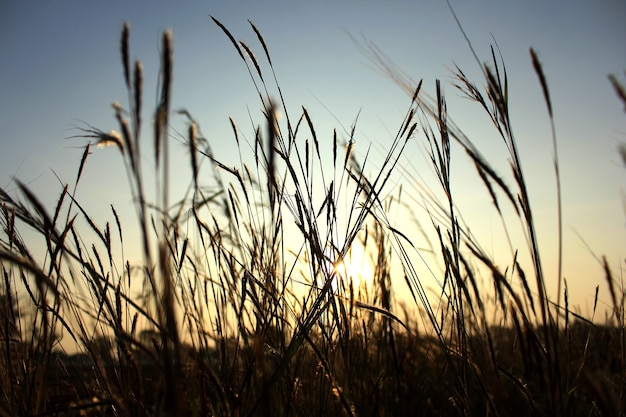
0 17 624 417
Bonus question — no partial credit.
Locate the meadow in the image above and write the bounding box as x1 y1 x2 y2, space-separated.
0 17 625 417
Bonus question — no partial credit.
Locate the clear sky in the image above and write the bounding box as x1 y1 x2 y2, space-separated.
1 0 625 317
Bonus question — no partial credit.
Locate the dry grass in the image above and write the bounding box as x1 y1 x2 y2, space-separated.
0 17 624 417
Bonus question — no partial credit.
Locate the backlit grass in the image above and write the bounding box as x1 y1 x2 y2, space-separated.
0 17 624 417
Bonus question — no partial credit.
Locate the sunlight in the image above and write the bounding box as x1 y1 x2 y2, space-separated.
332 243 375 293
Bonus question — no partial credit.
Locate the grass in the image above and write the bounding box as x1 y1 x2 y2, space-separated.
0 16 625 417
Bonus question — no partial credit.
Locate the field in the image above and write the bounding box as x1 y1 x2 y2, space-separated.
1 18 625 416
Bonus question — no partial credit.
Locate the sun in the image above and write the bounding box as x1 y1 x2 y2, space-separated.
332 244 375 293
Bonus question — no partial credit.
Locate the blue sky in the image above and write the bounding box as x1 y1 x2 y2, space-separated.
1 0 625 315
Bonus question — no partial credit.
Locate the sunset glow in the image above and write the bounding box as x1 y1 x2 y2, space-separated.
333 243 376 294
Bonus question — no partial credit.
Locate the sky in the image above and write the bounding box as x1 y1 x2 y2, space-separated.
1 0 626 319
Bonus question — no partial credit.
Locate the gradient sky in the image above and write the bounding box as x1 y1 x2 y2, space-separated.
1 1 625 317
